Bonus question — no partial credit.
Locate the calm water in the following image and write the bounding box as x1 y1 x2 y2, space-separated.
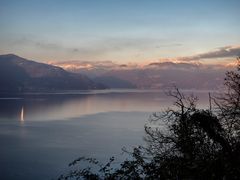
0 89 210 180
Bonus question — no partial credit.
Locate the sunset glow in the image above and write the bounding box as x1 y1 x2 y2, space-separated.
0 0 239 64
1 1 240 179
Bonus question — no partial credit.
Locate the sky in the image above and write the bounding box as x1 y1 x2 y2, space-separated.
0 0 239 64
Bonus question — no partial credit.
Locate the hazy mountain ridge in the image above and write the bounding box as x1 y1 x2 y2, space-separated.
51 60 229 90
103 68 225 89
93 76 136 89
0 54 231 91
0 54 104 92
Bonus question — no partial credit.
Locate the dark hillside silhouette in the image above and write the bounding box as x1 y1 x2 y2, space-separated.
0 54 105 92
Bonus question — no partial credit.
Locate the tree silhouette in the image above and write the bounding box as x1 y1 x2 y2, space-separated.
59 58 240 180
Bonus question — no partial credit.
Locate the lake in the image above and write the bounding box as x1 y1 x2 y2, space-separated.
0 89 211 180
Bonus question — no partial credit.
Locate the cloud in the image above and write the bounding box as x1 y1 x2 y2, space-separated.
155 43 182 49
189 45 240 60
159 45 240 62
8 37 80 54
48 60 120 71
46 44 239 72
64 37 170 57
49 59 233 74
148 61 200 69
40 38 149 57
12 36 183 57
35 42 62 50
4 36 184 62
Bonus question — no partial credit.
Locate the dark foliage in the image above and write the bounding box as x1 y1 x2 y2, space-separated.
59 58 240 180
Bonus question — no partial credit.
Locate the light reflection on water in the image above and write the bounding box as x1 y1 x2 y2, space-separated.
0 90 211 180
0 89 210 122
20 107 24 123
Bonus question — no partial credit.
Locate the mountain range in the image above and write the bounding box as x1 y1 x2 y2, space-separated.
0 54 231 92
50 60 230 90
0 54 104 92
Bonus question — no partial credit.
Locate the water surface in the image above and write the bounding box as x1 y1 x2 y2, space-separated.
0 89 210 179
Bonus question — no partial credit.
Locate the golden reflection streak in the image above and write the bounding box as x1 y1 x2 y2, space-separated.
20 107 24 122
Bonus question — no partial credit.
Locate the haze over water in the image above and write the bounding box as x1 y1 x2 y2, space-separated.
0 90 210 179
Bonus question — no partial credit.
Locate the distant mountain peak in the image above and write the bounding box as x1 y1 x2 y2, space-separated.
0 53 20 58
0 54 105 92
